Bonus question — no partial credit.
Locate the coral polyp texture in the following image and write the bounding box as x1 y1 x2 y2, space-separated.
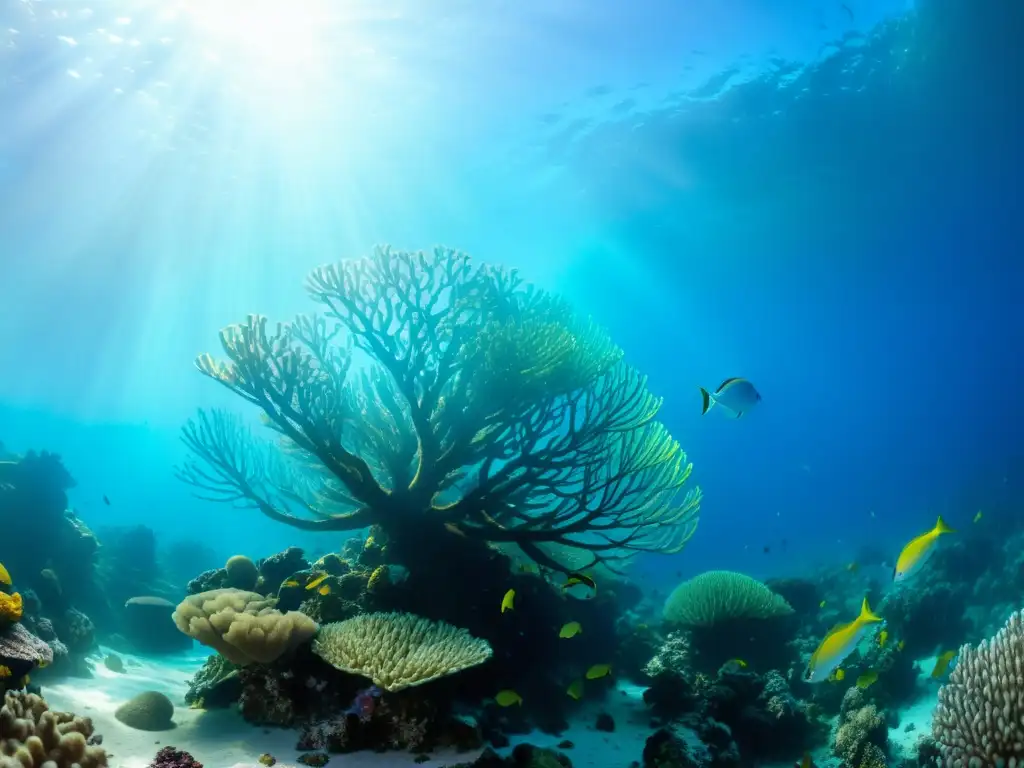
172 589 318 665
176 245 702 573
312 611 493 692
663 570 794 626
0 691 106 768
932 609 1024 768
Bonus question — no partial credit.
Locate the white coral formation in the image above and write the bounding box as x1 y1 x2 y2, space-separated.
172 589 318 665
313 612 492 692
932 610 1024 768
0 691 106 768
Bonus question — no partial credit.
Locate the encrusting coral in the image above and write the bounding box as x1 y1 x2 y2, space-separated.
175 245 702 575
932 609 1024 768
313 612 493 692
172 589 317 665
0 691 106 768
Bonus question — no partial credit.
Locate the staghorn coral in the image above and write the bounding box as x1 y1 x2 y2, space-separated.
175 245 702 574
172 589 317 665
932 609 1024 768
663 571 794 626
0 691 106 768
312 612 492 692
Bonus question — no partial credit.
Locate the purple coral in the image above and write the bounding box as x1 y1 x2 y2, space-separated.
149 746 203 768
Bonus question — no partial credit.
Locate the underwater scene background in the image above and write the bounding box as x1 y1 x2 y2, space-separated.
0 0 1021 767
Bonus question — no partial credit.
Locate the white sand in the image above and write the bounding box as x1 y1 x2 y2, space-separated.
39 648 486 768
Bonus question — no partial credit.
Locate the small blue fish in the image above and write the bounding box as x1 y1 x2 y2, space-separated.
700 378 762 418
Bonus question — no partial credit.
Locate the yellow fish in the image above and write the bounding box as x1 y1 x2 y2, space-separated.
819 600 826 608
878 630 888 648
585 664 612 680
318 584 331 596
973 510 983 524
856 670 879 689
282 579 300 588
829 668 846 682
727 659 748 668
931 650 957 678
897 640 905 652
559 622 582 639
0 562 10 587
501 589 515 613
803 597 883 683
566 679 584 700
894 516 955 582
0 665 10 678
495 689 522 707
305 573 329 590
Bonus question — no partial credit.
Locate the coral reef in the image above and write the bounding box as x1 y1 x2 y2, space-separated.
932 609 1024 768
663 571 798 672
0 690 106 767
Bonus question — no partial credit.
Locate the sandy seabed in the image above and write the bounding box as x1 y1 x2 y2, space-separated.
38 647 656 768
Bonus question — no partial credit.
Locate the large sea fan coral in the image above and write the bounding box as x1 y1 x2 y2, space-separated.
176 245 702 573
932 609 1024 768
312 611 493 692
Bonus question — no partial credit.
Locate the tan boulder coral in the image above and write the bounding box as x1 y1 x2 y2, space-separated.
0 691 106 768
313 611 492 692
172 589 317 665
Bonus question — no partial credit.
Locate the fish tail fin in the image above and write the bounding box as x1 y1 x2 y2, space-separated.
934 515 956 535
700 387 714 415
859 597 883 624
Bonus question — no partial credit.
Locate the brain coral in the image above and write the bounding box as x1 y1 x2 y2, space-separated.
663 570 794 626
932 609 1024 768
0 691 106 768
313 612 493 692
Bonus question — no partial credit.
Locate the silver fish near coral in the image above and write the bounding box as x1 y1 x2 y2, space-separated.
699 378 762 418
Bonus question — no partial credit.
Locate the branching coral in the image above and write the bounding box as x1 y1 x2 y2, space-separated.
176 246 702 572
0 691 106 768
312 611 492 691
932 609 1024 768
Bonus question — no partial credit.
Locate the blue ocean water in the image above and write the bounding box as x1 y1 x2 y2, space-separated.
2 0 1018 579
0 1 1021 764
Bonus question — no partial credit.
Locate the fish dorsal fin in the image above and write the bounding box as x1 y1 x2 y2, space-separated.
934 516 955 535
858 597 883 624
716 377 745 392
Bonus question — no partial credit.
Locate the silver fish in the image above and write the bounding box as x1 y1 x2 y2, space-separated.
700 378 761 418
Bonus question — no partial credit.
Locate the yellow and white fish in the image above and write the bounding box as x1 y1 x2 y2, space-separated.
893 516 955 582
803 597 883 683
699 378 762 418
